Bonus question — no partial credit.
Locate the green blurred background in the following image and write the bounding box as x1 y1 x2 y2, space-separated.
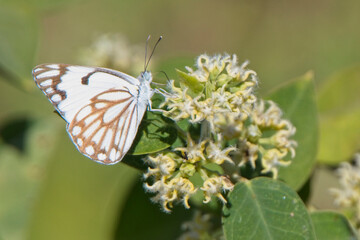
0 0 359 239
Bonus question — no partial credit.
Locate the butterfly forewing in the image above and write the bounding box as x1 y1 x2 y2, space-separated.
33 64 147 164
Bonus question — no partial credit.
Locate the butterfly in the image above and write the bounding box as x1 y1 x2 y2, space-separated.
32 36 163 165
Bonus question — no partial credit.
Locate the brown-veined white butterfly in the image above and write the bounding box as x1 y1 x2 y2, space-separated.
32 36 163 165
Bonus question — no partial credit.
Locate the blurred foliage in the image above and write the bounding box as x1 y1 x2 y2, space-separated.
0 3 38 88
311 211 359 239
0 118 32 152
115 179 194 240
26 130 139 240
0 117 58 239
317 64 360 165
0 0 359 239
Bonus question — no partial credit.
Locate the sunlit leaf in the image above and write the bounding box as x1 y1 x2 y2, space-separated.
317 64 360 164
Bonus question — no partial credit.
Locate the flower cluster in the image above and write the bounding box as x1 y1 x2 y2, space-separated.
78 33 144 74
235 100 297 178
161 54 257 132
143 152 197 212
144 54 296 212
143 137 235 213
330 153 360 228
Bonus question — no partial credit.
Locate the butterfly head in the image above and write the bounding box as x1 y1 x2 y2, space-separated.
140 70 153 83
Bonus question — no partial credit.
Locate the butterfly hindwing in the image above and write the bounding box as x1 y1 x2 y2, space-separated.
68 88 140 164
33 64 147 164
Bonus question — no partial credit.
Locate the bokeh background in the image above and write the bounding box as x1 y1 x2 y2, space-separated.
0 0 359 239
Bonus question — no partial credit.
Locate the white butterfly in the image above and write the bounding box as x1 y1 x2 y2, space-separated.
32 37 162 165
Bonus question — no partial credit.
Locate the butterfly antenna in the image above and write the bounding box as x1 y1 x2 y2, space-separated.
144 35 151 71
159 71 170 81
145 36 163 71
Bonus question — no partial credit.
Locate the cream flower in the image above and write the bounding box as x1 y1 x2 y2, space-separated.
144 176 196 213
78 33 143 74
175 135 207 163
240 99 297 177
330 154 360 227
206 141 236 165
261 149 291 179
201 176 234 204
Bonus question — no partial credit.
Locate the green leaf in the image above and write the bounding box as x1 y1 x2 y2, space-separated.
311 211 359 240
176 69 205 95
170 119 188 148
129 112 177 155
223 177 316 240
122 112 177 170
266 72 318 190
317 64 360 164
0 3 38 85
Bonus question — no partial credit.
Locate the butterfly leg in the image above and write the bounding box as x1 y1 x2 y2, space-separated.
154 88 170 97
149 108 164 113
147 99 165 113
147 88 170 112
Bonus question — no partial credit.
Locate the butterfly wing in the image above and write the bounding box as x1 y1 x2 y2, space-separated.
33 64 147 164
